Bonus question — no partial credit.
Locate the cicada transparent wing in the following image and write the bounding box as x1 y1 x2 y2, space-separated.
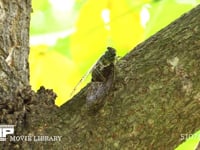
70 58 99 97
70 47 116 101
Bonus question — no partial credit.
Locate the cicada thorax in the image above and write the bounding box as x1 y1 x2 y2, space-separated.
91 47 116 82
91 62 114 82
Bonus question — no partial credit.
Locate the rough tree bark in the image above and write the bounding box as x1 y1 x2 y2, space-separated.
0 0 57 149
0 0 30 97
0 1 200 150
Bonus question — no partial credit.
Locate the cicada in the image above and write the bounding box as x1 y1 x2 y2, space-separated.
71 47 116 108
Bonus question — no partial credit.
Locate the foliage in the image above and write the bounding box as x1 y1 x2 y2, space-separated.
175 130 200 150
29 45 81 106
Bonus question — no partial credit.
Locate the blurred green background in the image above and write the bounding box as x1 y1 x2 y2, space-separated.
29 0 200 149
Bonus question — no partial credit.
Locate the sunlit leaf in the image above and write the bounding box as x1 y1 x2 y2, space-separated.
70 0 108 69
110 0 144 55
145 0 198 38
70 0 144 74
175 130 200 150
29 45 81 106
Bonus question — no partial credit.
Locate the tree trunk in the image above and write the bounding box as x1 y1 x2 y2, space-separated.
0 0 30 89
1 1 200 150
